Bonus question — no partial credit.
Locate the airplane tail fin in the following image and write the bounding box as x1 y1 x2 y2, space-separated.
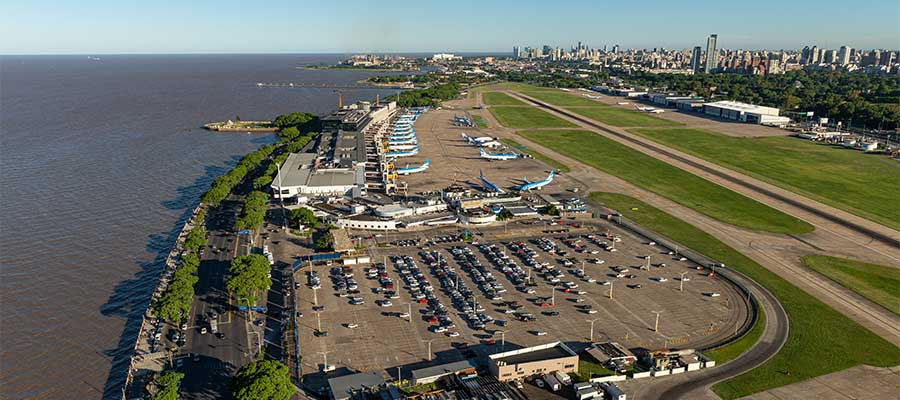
479 169 484 178
480 148 486 156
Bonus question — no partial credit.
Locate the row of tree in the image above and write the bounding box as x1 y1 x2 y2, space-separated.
153 253 201 322
226 254 272 306
385 83 462 107
235 191 269 230
201 144 276 206
230 359 295 400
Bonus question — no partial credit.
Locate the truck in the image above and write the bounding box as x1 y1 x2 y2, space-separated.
600 383 626 400
209 318 218 334
541 373 561 391
554 370 572 386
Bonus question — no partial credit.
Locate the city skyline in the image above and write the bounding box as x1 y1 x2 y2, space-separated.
1 0 898 54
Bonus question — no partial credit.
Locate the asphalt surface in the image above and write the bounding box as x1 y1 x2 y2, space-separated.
178 198 252 400
650 266 789 399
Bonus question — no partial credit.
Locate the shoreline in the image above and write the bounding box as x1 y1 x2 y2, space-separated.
121 203 207 399
203 120 278 133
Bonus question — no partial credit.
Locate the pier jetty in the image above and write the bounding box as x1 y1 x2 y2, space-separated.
203 120 277 132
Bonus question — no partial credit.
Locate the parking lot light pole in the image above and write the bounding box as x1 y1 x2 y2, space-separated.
587 318 601 342
551 287 556 306
652 311 662 333
497 330 508 351
315 311 322 333
608 281 614 299
423 340 433 362
312 287 319 306
679 272 688 292
319 350 332 371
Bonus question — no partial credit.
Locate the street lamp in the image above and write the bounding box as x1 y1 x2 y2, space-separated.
587 318 601 342
679 272 688 292
422 340 434 362
652 311 662 333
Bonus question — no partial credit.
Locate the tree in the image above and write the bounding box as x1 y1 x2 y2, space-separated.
288 207 319 229
152 371 184 400
315 230 334 252
497 209 514 221
236 191 269 230
227 254 272 305
230 360 295 400
277 126 300 141
545 205 559 216
272 112 318 130
184 226 206 253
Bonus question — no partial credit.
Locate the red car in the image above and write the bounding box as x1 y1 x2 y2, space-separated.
539 302 553 307
486 339 496 345
427 316 438 323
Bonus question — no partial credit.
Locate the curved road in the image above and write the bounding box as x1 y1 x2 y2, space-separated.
653 267 789 399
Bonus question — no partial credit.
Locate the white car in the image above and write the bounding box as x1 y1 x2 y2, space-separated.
706 292 721 297
680 277 691 282
615 274 626 278
346 323 359 329
379 301 393 307
398 312 410 319
600 281 612 286
534 330 548 336
446 331 460 337
655 277 668 282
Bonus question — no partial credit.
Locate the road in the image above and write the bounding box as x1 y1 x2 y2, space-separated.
177 198 253 400
499 90 900 345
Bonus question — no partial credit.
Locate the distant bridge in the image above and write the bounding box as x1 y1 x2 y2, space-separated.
255 82 411 90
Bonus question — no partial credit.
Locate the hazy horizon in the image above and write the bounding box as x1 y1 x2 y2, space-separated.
2 0 898 55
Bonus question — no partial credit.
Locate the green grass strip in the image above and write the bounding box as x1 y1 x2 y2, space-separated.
629 128 900 231
704 300 767 364
518 129 813 234
488 106 577 129
471 115 488 128
499 138 571 173
587 192 900 399
801 255 900 315
483 91 527 105
565 106 682 127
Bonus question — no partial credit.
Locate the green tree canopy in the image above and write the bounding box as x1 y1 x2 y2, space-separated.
236 191 269 230
315 230 334 252
227 254 272 305
230 360 295 400
183 226 207 253
273 112 318 131
288 208 319 229
152 371 184 400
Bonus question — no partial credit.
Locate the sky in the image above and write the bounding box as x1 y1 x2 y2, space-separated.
1 0 898 54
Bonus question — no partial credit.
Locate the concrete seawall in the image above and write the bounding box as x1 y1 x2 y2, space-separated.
121 204 207 399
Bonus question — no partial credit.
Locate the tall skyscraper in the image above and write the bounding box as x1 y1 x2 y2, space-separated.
512 46 520 58
612 44 619 54
838 46 851 66
810 45 819 64
704 34 718 73
691 46 702 73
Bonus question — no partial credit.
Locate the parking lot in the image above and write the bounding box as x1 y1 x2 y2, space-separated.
293 218 747 393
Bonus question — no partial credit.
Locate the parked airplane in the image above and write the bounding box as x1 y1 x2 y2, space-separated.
388 142 418 150
634 106 656 112
479 170 503 193
461 133 501 147
518 170 555 191
480 148 519 161
396 160 430 175
385 146 419 157
388 136 417 145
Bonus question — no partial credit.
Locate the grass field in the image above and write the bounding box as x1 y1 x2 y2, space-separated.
565 106 682 127
587 192 900 399
482 91 526 106
629 128 900 230
704 301 766 364
516 90 609 107
488 106 577 129
471 115 488 128
499 138 571 173
801 255 900 315
518 129 813 234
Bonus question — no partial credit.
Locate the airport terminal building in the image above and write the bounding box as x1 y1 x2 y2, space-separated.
488 342 579 381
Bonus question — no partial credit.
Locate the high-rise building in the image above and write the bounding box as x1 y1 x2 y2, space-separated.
691 46 702 73
801 46 811 64
824 49 837 64
838 46 852 66
612 44 620 54
512 46 520 58
704 34 718 73
880 50 896 66
810 46 819 64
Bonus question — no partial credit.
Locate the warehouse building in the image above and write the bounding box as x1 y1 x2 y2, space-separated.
271 152 364 200
410 360 478 385
703 101 792 126
488 341 579 381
